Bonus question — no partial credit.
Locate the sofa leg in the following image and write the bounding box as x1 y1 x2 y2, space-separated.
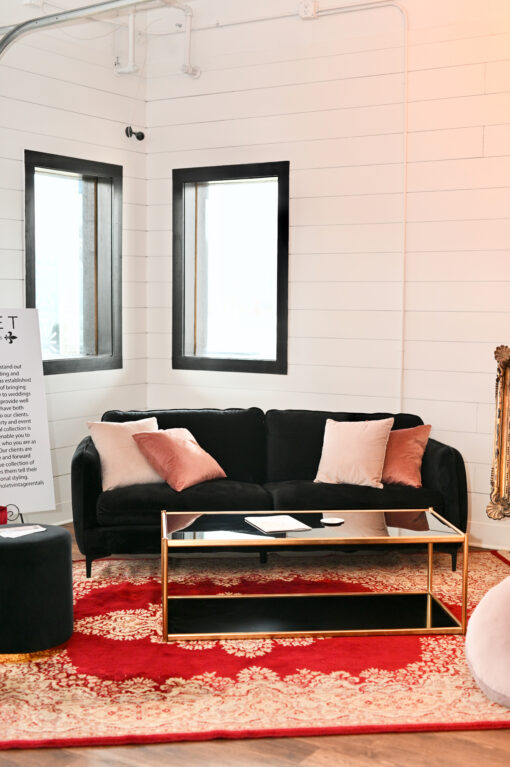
259 551 267 565
86 556 93 578
451 552 457 572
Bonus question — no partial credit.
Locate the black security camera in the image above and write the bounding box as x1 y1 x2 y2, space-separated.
125 126 145 141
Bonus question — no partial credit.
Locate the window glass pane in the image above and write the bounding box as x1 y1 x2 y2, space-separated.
34 169 97 360
183 177 278 361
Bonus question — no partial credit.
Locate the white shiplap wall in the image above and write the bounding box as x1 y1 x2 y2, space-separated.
144 0 407 421
2 0 510 546
0 0 149 524
144 0 510 548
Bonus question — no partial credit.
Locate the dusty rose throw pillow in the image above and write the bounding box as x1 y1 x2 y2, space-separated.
382 424 432 531
382 424 431 488
314 417 394 489
88 417 162 491
132 428 226 492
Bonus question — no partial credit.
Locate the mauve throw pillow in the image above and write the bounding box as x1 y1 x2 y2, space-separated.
133 428 226 492
382 424 431 488
88 417 161 491
382 424 432 531
314 417 394 489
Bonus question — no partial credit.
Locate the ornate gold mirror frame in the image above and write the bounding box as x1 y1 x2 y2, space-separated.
487 345 510 520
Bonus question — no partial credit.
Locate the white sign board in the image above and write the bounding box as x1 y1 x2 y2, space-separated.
0 309 55 513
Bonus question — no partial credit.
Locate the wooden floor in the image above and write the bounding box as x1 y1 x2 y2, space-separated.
2 730 510 767
1 526 509 767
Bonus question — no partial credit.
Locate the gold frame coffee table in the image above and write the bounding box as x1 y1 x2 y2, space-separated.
160 508 468 642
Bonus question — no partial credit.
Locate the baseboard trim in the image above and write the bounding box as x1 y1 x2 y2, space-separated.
468 519 510 550
22 513 73 527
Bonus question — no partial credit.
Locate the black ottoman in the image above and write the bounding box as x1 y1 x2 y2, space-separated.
0 524 73 653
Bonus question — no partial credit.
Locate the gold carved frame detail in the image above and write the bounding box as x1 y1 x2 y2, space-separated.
487 345 510 520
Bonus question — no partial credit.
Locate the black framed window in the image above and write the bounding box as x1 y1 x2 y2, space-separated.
172 161 289 374
25 150 122 375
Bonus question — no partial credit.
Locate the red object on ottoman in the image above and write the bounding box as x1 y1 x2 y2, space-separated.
0 506 7 525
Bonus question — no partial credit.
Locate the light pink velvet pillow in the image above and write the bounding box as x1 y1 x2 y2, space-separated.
132 428 226 492
88 417 162 491
314 418 394 489
382 424 431 488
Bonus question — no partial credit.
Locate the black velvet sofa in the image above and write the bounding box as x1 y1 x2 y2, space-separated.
71 408 468 577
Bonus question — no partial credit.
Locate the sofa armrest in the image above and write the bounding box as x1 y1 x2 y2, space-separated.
421 438 468 532
71 436 102 554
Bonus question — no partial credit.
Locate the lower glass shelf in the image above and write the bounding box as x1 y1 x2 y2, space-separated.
165 592 461 640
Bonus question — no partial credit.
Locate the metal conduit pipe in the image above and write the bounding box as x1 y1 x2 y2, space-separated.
181 5 200 77
0 0 155 57
0 0 185 59
160 0 200 78
114 9 138 74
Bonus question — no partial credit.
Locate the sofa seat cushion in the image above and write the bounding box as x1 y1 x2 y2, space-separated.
96 479 272 527
264 480 444 526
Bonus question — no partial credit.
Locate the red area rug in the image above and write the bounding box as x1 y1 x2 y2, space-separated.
1 549 510 749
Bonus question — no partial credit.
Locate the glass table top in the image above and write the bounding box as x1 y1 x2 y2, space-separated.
162 509 464 544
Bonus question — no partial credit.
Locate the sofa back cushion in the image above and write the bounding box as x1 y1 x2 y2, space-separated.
102 407 266 483
265 410 423 482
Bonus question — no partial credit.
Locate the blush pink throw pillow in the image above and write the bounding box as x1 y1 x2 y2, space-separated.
314 417 394 489
382 424 431 488
88 417 162 491
133 428 226 492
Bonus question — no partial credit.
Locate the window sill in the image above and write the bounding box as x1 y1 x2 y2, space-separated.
172 355 287 375
42 354 123 376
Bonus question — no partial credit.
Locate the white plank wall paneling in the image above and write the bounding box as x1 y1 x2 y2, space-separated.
0 4 149 526
2 0 510 545
143 0 510 548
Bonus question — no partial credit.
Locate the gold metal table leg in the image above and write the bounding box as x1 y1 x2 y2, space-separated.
426 542 433 628
461 534 469 634
161 539 168 642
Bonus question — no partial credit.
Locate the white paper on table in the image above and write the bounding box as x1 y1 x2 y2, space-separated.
245 515 311 534
0 525 46 538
